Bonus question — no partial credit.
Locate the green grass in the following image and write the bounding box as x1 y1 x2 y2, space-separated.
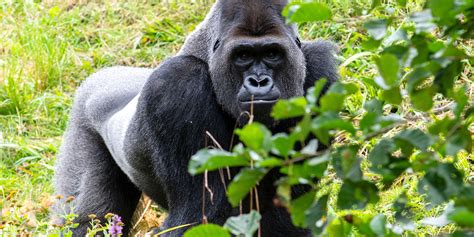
0 0 472 236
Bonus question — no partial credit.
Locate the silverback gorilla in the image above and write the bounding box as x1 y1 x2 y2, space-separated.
54 0 337 236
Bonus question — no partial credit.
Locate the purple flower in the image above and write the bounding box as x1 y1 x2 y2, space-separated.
108 214 123 236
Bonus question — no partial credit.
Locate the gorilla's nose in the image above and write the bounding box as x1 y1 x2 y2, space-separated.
243 75 274 96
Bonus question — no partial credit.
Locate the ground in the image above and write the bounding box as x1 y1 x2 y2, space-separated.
0 0 472 236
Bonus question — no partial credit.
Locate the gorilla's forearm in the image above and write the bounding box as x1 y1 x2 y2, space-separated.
124 56 235 225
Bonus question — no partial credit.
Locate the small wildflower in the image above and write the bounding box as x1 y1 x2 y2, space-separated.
66 196 75 203
55 195 64 200
108 214 123 237
88 214 97 220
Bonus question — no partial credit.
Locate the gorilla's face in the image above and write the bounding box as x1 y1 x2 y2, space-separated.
209 2 306 125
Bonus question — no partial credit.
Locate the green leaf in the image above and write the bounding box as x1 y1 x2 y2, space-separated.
371 0 381 10
282 153 329 183
312 112 356 135
435 61 463 97
395 129 433 151
289 114 312 143
446 124 472 156
369 214 387 236
454 186 474 212
236 123 272 151
410 86 436 111
360 99 386 134
290 191 316 227
381 87 402 105
364 19 388 40
375 53 399 89
362 37 382 50
397 0 407 7
451 86 469 118
184 224 230 237
306 79 328 105
369 140 410 187
301 139 319 155
418 163 464 207
428 0 456 25
326 216 353 236
327 82 359 95
283 2 332 23
369 139 397 166
271 97 307 119
410 10 436 33
406 65 432 93
451 230 474 237
256 158 283 168
448 207 474 227
304 153 330 179
271 133 294 157
224 211 262 237
332 145 362 182
227 168 267 207
188 150 248 175
384 29 409 46
337 180 380 210
320 93 346 112
305 195 330 235
320 83 358 112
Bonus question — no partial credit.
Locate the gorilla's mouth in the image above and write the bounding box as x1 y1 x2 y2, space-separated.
239 99 279 105
238 97 279 119
237 93 281 115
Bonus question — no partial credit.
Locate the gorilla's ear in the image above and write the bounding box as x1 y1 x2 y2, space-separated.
213 40 221 52
295 37 302 48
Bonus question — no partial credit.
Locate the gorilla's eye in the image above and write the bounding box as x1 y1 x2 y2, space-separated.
235 51 253 64
264 50 281 61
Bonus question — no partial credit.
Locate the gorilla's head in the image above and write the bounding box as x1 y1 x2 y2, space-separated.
209 0 306 125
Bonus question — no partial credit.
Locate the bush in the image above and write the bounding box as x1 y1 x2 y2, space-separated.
186 0 473 236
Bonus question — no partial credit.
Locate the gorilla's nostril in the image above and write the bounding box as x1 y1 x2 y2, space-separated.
244 75 274 96
259 76 272 87
244 75 260 88
249 78 259 87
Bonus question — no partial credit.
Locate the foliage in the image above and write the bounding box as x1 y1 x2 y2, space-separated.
188 0 474 236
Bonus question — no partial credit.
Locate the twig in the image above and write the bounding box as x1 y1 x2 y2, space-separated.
131 196 152 230
205 131 228 191
201 173 208 224
363 121 405 141
254 187 261 237
204 170 214 205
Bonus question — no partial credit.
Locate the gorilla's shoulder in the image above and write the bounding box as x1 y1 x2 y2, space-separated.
301 40 339 85
147 55 209 83
302 40 339 56
155 55 208 73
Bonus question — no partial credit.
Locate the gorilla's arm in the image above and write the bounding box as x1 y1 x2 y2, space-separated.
125 56 235 232
301 41 338 92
